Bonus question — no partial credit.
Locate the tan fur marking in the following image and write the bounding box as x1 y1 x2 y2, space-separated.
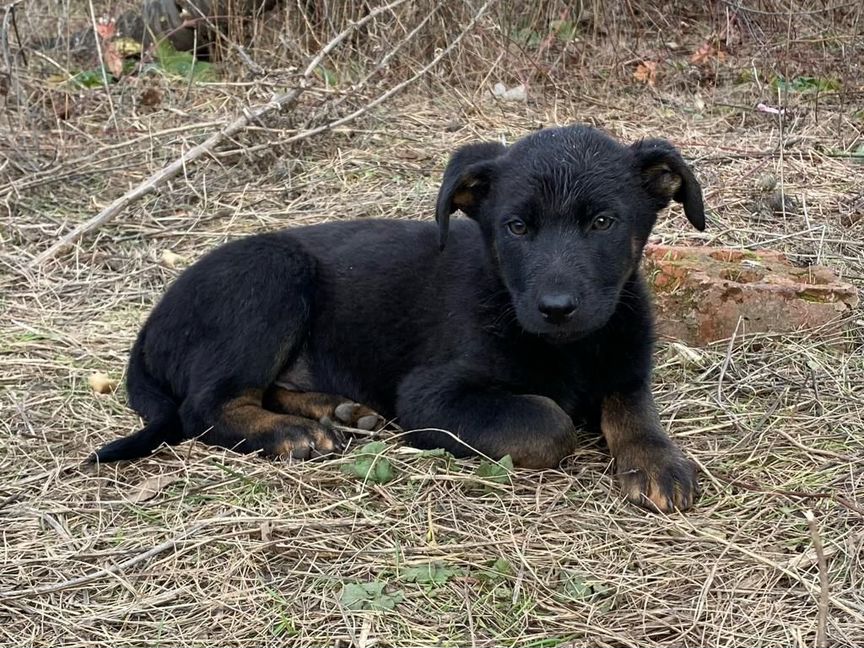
600 393 655 455
264 389 340 421
452 189 475 210
217 389 341 458
644 163 682 198
264 386 380 427
222 389 286 437
602 391 695 512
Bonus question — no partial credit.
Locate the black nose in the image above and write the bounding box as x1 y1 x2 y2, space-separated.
538 294 576 324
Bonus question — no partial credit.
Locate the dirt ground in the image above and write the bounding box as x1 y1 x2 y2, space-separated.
1 2 863 646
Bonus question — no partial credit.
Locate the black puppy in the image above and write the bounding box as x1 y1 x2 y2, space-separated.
93 125 705 512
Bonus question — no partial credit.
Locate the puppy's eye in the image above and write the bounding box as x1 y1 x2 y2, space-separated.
506 220 528 236
590 214 615 231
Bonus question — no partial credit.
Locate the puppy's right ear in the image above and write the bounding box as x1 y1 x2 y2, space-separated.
435 142 506 250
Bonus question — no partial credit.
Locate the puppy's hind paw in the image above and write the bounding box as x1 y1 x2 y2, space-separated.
332 401 384 431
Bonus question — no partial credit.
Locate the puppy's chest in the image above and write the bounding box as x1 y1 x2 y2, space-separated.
509 349 597 414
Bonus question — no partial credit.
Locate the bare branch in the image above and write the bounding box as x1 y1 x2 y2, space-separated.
29 0 413 266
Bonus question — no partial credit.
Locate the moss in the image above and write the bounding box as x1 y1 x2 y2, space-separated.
798 289 836 304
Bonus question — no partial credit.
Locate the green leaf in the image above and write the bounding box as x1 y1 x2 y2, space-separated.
402 562 462 586
340 441 394 484
559 570 613 606
70 69 107 89
315 65 339 87
474 454 514 485
550 19 578 42
154 39 216 82
271 616 297 637
772 75 840 93
478 557 512 583
418 448 455 459
492 584 513 600
490 557 512 577
340 581 403 611
510 26 542 48
561 572 592 600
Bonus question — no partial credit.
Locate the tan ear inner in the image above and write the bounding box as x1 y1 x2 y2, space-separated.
644 163 682 198
451 176 482 211
452 190 475 210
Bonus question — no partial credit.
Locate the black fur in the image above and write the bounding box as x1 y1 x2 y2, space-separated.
93 125 706 511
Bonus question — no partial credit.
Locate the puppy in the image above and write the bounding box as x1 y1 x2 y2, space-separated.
93 125 705 512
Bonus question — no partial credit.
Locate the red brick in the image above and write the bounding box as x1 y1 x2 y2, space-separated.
642 244 859 347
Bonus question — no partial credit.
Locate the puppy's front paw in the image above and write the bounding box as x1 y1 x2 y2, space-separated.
615 440 698 512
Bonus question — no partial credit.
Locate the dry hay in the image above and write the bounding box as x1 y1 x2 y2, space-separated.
1 1 863 646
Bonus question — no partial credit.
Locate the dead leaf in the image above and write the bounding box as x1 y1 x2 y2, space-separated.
718 15 742 51
140 87 163 109
160 249 185 268
690 40 726 65
103 43 124 79
786 540 842 569
260 520 273 542
128 474 181 503
95 17 116 41
840 209 863 228
89 372 117 394
633 61 658 87
113 37 142 56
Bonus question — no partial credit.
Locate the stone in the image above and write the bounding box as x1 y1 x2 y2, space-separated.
642 244 859 347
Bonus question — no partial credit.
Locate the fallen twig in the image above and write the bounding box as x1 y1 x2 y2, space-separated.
30 0 412 266
0 523 207 600
804 509 830 648
226 0 495 156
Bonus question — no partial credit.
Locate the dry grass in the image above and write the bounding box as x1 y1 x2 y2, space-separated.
1 1 864 646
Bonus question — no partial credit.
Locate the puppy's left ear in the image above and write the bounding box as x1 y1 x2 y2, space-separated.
631 139 705 231
435 141 506 250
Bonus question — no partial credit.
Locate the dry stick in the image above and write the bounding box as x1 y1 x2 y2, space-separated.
804 509 830 648
0 1 24 112
716 315 743 401
29 0 410 267
324 5 438 115
0 503 370 600
235 0 495 156
685 522 863 625
87 0 118 130
0 523 207 600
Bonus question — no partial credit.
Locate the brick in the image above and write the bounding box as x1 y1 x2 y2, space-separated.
642 244 859 347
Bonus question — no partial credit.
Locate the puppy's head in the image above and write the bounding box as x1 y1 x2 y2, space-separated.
436 125 705 342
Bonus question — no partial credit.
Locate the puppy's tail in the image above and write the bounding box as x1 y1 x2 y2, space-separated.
89 337 184 463
90 415 181 463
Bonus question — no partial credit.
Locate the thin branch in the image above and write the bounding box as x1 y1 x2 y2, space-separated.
0 523 207 600
29 0 411 267
86 0 118 130
227 0 495 156
716 316 743 402
804 509 830 648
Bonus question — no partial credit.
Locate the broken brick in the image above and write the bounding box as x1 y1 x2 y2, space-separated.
642 244 859 347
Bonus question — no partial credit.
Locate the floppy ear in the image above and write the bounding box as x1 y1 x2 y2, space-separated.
435 141 506 250
631 138 705 231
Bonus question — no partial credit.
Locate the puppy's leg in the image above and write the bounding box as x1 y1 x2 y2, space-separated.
198 388 343 459
263 386 383 431
601 387 698 512
397 369 577 468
